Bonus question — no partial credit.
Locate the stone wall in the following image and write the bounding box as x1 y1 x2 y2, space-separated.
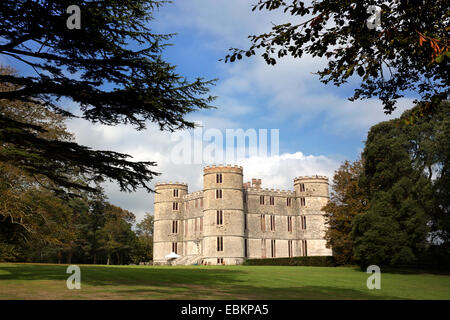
153 166 332 265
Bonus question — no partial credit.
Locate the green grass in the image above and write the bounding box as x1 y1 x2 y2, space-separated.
0 263 449 300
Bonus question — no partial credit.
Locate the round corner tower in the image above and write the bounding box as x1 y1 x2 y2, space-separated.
294 175 332 256
153 182 188 264
202 165 245 265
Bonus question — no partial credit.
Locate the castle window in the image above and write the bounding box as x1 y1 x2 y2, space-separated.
195 218 197 232
260 214 266 232
172 220 178 234
217 258 224 264
270 215 276 231
244 213 247 230
288 240 293 257
300 197 306 206
216 173 223 183
302 240 308 256
287 198 292 206
172 242 178 254
269 196 274 205
217 236 223 251
287 216 293 232
301 216 307 230
173 189 179 197
244 239 248 258
271 240 276 258
300 183 305 192
173 202 178 211
261 239 266 258
200 217 203 232
216 189 223 199
195 199 198 208
200 198 203 207
185 220 188 235
260 195 264 205
216 210 223 225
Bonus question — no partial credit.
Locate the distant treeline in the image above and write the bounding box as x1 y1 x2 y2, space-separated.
0 186 154 265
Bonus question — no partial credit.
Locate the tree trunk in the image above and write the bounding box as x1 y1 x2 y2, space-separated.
106 253 110 265
66 250 72 264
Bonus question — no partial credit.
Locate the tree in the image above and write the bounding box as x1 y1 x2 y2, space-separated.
398 101 450 264
0 0 215 195
0 66 79 252
322 160 367 265
352 115 434 268
133 212 154 263
224 0 448 116
97 204 137 265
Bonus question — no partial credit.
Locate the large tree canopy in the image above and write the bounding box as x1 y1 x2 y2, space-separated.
351 102 450 268
225 0 448 115
0 0 215 194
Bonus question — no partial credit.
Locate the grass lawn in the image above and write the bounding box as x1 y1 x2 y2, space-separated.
0 263 449 300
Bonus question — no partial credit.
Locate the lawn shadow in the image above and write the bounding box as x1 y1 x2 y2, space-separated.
0 264 247 288
107 284 405 300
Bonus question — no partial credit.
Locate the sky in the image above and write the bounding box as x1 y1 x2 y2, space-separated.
3 1 416 221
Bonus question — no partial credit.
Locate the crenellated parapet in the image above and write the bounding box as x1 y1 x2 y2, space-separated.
155 182 189 190
183 191 204 200
294 175 328 182
245 187 296 197
204 164 243 175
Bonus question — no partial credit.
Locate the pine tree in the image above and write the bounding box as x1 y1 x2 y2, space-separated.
0 1 215 195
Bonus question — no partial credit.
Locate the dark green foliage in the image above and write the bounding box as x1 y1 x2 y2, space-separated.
0 0 215 194
225 0 449 115
0 189 149 265
243 256 336 267
132 212 154 263
351 102 450 269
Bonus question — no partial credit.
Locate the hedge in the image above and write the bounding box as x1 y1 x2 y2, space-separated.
243 256 336 267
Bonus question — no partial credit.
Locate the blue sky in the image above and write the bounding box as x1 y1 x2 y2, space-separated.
2 1 416 221
150 1 412 157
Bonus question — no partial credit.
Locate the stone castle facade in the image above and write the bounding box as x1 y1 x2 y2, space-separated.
153 165 332 265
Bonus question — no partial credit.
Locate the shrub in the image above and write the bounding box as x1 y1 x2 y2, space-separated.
243 256 336 267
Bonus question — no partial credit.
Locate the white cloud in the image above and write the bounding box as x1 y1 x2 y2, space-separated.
239 152 340 190
66 117 341 222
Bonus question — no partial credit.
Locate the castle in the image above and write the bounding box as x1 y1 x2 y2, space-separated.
153 165 332 265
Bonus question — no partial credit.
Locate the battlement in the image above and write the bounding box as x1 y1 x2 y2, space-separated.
294 175 328 182
204 164 243 174
183 191 204 199
155 182 188 188
245 187 296 196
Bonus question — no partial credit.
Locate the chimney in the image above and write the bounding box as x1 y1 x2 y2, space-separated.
251 178 262 189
